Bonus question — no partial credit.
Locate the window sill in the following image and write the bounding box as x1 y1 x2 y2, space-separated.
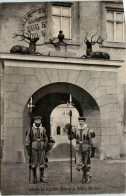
52 2 73 7
100 41 126 49
65 39 80 46
50 37 80 46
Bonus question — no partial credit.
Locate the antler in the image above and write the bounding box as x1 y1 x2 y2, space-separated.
36 37 57 46
13 31 25 41
84 32 89 43
91 34 96 43
99 37 104 45
24 31 32 40
91 35 104 45
13 30 30 43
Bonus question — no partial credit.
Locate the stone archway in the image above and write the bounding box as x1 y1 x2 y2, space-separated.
23 82 101 161
3 65 119 162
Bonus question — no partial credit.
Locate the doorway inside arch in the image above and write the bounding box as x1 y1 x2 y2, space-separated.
48 104 79 160
57 126 61 135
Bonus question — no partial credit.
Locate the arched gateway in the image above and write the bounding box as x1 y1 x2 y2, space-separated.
23 82 101 160
2 55 121 162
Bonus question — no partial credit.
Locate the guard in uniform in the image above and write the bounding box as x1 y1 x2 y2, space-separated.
67 117 95 184
26 116 48 184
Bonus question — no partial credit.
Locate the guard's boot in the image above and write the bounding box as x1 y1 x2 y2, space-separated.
82 176 86 184
40 168 48 183
82 166 86 184
85 175 91 184
33 168 37 184
84 170 91 184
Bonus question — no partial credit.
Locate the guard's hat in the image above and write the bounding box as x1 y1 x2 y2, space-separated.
34 116 42 121
78 116 86 121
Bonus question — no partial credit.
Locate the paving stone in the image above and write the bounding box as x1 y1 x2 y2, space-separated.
1 159 125 194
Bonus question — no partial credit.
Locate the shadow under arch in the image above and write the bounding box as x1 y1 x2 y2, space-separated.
23 82 101 160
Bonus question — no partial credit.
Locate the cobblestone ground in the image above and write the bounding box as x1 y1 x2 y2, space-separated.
1 159 126 195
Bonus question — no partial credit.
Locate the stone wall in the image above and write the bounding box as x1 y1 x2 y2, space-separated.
1 1 125 60
2 55 121 162
120 84 126 155
1 1 125 162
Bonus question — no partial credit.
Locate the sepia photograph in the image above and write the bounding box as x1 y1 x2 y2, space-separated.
0 0 126 195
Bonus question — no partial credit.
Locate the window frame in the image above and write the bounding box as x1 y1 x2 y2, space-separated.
52 4 72 39
106 8 125 43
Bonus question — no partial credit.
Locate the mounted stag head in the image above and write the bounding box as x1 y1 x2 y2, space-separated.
82 33 110 60
10 31 39 54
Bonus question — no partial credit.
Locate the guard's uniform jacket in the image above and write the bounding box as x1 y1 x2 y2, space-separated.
26 123 48 168
68 124 95 179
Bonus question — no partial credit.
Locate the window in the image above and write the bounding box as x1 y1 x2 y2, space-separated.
106 9 124 43
57 126 61 135
52 5 71 39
